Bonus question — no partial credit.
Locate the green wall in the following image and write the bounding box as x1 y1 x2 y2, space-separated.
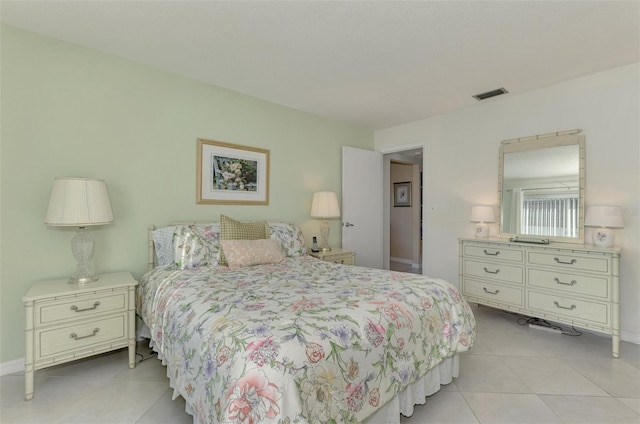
0 25 373 363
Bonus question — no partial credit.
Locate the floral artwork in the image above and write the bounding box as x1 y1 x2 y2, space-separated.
137 256 476 423
197 139 269 205
213 156 258 191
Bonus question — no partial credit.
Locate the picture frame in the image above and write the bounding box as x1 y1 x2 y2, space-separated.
196 138 270 205
393 182 411 207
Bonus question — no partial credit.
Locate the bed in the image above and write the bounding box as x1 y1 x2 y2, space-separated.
136 217 476 423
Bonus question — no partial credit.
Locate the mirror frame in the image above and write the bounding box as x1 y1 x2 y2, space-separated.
498 132 585 244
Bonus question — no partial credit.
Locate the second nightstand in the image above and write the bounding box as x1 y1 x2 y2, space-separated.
309 248 356 265
23 271 138 400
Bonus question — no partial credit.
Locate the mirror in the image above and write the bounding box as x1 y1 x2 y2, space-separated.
498 132 585 243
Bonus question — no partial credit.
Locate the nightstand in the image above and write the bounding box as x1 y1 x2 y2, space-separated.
309 248 356 265
23 271 138 400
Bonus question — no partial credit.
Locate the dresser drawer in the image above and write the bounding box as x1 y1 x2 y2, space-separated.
37 314 127 359
528 252 609 273
463 278 523 307
528 291 609 325
36 291 127 326
528 269 609 299
463 244 523 262
464 260 524 284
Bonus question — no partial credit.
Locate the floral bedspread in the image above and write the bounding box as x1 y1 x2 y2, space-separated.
136 256 476 424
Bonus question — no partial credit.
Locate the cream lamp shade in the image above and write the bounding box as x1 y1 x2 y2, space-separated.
584 205 623 248
311 191 341 251
470 205 495 238
45 177 114 284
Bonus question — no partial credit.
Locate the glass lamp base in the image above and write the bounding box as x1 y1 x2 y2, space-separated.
69 227 98 284
319 219 331 251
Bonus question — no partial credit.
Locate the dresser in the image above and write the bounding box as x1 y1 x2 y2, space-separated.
23 272 138 400
459 238 621 357
308 248 356 265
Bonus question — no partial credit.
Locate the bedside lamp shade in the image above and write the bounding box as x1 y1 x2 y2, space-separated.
470 205 495 238
311 191 340 251
45 178 114 226
45 177 114 284
585 206 623 248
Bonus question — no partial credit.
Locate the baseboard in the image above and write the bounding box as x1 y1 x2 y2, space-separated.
390 257 411 265
0 358 24 376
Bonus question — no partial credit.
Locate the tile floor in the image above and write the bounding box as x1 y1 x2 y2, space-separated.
1 304 639 423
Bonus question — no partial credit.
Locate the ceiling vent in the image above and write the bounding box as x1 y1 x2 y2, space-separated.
473 87 509 101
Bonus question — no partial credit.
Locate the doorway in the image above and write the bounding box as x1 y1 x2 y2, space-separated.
384 148 423 274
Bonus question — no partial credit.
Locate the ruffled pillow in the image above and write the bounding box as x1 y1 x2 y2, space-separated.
220 239 285 269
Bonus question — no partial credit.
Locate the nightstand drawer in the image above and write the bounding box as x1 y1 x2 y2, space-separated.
528 269 609 298
463 278 523 307
37 314 127 358
36 291 127 325
528 291 609 325
464 259 524 284
325 254 354 265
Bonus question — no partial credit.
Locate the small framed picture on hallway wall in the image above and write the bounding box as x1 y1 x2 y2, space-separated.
393 181 411 207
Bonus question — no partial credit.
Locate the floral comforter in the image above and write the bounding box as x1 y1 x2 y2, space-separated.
136 256 476 424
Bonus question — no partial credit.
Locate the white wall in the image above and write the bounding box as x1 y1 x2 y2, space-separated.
375 64 640 343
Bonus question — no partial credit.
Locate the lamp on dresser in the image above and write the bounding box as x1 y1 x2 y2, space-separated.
470 205 495 238
310 191 341 252
585 205 623 248
45 177 114 284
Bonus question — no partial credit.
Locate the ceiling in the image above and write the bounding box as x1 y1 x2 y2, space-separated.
2 1 639 130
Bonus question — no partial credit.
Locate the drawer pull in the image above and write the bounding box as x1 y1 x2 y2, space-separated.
554 257 577 265
483 287 500 295
483 267 500 274
69 328 100 340
70 301 101 312
483 249 500 256
554 277 577 286
553 301 576 311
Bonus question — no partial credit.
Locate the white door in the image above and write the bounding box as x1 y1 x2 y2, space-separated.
342 146 383 269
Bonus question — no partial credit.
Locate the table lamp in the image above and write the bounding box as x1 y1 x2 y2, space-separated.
471 205 495 238
584 205 623 248
45 177 114 284
310 191 341 252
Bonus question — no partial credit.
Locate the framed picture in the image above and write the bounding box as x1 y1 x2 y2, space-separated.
196 138 269 205
393 182 411 207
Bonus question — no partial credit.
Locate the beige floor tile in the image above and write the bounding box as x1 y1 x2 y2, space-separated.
539 395 640 424
401 390 479 423
618 397 640 415
51 380 168 424
463 392 562 423
455 355 532 394
568 357 640 398
502 357 608 396
0 375 108 423
136 388 192 424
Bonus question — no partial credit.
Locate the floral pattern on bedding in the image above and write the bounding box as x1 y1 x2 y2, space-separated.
136 257 476 424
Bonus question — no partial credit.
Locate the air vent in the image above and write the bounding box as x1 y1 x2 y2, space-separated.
473 87 509 101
